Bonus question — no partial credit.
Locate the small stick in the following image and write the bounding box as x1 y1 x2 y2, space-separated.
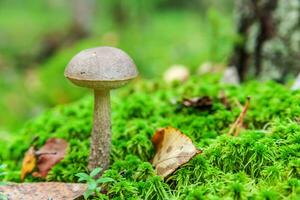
228 97 251 136
35 151 57 156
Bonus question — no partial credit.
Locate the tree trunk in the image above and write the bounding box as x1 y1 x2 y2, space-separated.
72 0 95 35
230 0 300 82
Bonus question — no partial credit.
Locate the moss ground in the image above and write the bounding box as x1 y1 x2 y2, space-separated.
1 76 300 199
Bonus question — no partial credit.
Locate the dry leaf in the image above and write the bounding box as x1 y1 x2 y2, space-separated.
21 146 36 181
180 94 232 111
228 97 251 136
0 182 87 200
20 138 68 180
182 96 213 109
33 138 68 178
152 127 201 178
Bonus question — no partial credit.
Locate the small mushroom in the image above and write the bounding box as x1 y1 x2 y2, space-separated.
163 65 190 84
64 46 138 170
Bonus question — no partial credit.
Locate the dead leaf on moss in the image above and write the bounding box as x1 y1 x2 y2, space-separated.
21 138 68 180
21 146 36 181
33 138 68 178
0 182 87 200
152 127 201 178
180 94 232 111
182 96 213 109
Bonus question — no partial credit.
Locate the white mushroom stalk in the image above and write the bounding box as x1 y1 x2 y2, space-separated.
90 89 111 170
64 46 138 170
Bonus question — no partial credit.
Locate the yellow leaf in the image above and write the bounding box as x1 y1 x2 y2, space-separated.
21 146 36 181
152 127 201 178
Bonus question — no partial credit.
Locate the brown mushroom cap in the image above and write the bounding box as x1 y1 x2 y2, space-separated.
64 46 138 89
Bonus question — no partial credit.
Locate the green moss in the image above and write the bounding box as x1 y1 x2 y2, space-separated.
1 76 300 199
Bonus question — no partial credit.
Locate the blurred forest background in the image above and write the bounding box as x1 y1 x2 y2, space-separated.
1 0 299 136
0 0 236 134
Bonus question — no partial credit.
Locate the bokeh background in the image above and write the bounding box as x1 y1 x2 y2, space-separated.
0 0 237 134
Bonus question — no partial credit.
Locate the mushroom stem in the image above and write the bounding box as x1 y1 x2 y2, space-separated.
88 89 111 171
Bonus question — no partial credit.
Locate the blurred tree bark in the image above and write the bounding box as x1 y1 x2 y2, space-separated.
35 0 94 63
72 0 95 35
108 0 156 27
231 0 300 82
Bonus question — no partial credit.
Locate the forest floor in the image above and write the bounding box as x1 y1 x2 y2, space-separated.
1 75 299 199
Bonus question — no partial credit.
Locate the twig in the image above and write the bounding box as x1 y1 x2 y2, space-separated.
228 96 251 136
35 151 57 156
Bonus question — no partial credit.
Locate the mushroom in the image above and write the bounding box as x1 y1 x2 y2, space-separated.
163 65 190 84
64 46 138 170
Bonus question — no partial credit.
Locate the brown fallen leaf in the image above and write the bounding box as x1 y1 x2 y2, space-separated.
182 96 213 109
152 127 201 178
21 138 68 180
21 146 36 181
228 97 251 137
33 138 68 178
0 182 87 200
